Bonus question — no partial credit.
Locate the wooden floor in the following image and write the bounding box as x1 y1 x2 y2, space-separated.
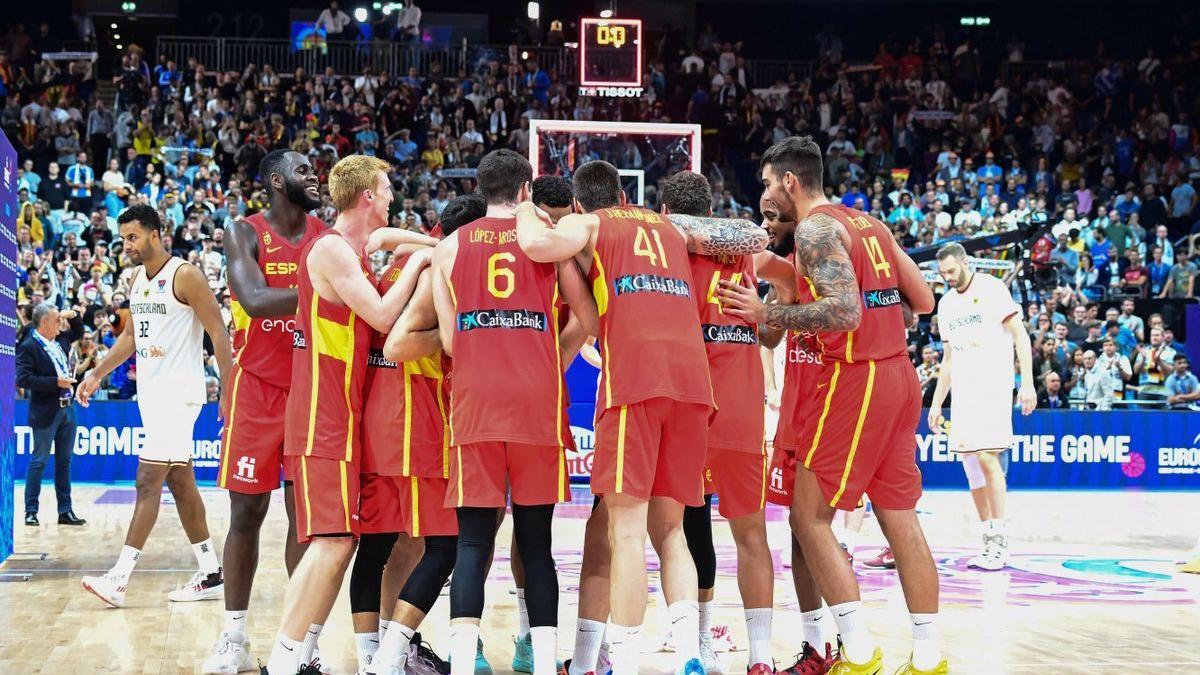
2 486 1199 674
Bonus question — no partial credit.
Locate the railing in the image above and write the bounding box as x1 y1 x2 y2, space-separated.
747 59 815 88
156 36 573 82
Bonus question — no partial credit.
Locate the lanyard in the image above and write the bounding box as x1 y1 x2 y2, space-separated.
34 332 70 379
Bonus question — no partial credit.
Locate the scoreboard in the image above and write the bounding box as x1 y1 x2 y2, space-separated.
578 18 643 98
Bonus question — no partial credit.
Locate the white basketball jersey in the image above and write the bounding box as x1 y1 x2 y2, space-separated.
129 257 206 405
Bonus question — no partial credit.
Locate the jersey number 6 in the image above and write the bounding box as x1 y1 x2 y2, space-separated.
487 252 516 298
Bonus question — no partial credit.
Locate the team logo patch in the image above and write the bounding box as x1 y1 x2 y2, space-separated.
367 348 397 369
701 324 757 345
863 287 902 309
292 330 308 349
612 274 691 298
457 309 547 332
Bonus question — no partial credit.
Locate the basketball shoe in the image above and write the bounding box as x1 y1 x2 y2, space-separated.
169 568 225 602
81 572 127 608
699 638 723 675
861 548 896 570
890 658 948 674
968 534 1008 571
826 647 884 675
202 633 255 674
678 657 706 675
746 663 773 675
780 642 833 675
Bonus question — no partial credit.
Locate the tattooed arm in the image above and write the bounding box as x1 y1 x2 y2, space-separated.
665 213 770 256
716 213 861 333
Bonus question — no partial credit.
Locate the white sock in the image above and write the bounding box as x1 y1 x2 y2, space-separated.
606 624 641 675
839 527 860 554
192 539 220 574
356 631 381 669
300 623 323 663
744 608 772 666
910 613 940 671
371 623 414 673
517 588 531 638
800 609 823 648
667 601 700 667
449 622 481 675
698 600 714 651
830 601 872 664
111 545 141 581
224 610 248 642
379 619 392 639
266 633 302 675
570 618 606 675
989 519 1007 538
531 625 557 675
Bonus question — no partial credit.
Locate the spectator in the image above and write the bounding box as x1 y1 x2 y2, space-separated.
1079 350 1116 410
1117 298 1145 341
1164 355 1200 409
315 1 352 38
1121 249 1149 297
1134 326 1176 388
1163 249 1196 298
1096 337 1133 399
1036 372 1067 409
397 0 422 41
66 151 94 214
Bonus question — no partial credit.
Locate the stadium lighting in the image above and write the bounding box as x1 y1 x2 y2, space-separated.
599 9 614 18
354 7 368 22
372 1 382 8
110 23 118 29
116 44 124 50
527 2 540 20
113 34 121 40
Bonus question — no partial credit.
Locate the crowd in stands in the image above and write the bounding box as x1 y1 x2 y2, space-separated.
4 16 1199 408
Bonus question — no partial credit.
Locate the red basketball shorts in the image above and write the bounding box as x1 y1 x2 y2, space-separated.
359 472 403 535
398 476 458 537
293 454 361 543
591 397 711 507
766 447 797 507
702 446 768 519
798 357 922 511
218 365 293 493
445 442 569 508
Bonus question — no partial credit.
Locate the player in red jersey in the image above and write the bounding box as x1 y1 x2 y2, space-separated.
347 218 441 670
657 171 774 675
430 150 597 675
717 137 944 675
264 155 430 675
203 149 326 674
513 160 767 675
359 194 487 675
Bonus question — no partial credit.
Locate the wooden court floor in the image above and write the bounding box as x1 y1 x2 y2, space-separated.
2 486 1199 674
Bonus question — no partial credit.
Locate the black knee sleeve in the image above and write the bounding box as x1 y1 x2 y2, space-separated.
449 506 499 620
684 494 717 590
349 532 399 614
512 503 557 627
399 535 457 614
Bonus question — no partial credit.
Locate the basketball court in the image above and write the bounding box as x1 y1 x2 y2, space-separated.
3 485 1197 674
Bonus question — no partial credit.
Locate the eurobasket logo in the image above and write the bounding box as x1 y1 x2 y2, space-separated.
2 155 11 190
1156 433 1200 475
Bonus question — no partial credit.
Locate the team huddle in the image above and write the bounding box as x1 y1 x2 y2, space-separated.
75 136 954 675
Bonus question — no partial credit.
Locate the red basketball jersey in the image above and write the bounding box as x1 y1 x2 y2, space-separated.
361 253 450 477
588 207 713 412
447 216 570 448
283 230 373 461
229 213 325 389
775 270 825 452
808 204 908 364
690 251 763 451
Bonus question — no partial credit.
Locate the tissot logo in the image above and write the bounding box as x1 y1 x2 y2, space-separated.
457 309 547 332
613 274 691 299
863 287 902 309
367 349 397 369
702 324 757 345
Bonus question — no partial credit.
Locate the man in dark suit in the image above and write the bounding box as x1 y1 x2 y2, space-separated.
1036 371 1067 410
17 302 86 526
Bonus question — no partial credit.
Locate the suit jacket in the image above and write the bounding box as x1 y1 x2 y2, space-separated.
1036 391 1067 410
17 333 75 428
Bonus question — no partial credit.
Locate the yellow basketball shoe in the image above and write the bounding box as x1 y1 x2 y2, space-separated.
826 647 884 674
891 658 949 674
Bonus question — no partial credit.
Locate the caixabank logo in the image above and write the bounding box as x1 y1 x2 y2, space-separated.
863 287 901 309
457 309 546 332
